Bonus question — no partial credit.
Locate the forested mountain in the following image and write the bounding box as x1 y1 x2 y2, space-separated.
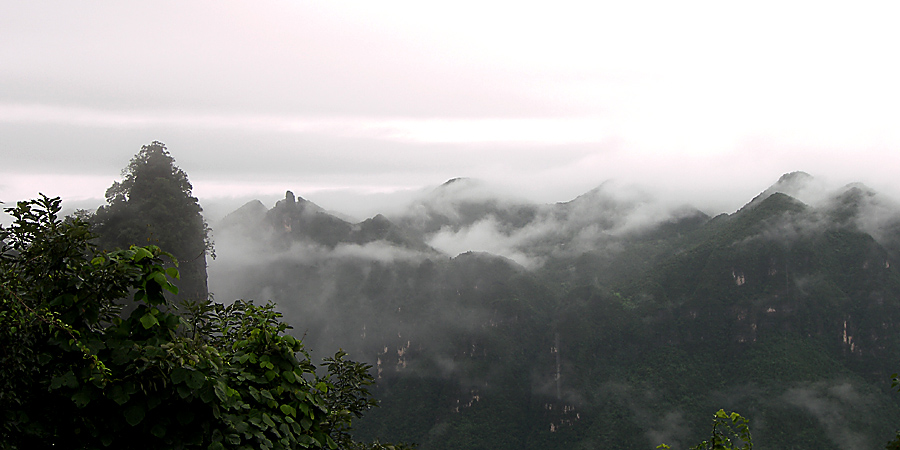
210 172 900 449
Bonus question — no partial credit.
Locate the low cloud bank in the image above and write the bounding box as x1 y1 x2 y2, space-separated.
424 180 705 267
783 382 875 450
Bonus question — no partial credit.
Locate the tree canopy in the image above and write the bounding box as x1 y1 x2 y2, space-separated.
0 195 409 450
93 141 212 302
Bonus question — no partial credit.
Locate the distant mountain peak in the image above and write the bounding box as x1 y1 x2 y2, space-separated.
777 171 813 184
217 199 269 231
825 183 883 221
420 178 494 206
744 171 817 210
770 171 815 195
441 177 470 186
275 190 311 208
840 182 877 197
234 199 268 214
432 177 484 194
362 213 392 228
564 179 651 207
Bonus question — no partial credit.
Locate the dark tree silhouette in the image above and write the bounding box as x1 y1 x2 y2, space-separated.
93 141 212 302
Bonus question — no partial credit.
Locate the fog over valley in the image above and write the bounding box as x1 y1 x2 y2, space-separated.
5 2 900 449
198 170 900 449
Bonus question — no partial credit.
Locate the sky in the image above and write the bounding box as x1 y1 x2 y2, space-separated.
3 1 900 222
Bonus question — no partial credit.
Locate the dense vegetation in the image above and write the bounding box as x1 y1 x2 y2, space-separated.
0 196 412 449
214 173 900 449
0 142 413 450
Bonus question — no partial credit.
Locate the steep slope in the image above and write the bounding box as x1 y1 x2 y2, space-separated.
360 176 900 449
218 199 268 237
209 174 900 450
630 187 900 361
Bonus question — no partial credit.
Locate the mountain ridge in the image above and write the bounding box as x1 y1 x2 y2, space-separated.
207 171 900 449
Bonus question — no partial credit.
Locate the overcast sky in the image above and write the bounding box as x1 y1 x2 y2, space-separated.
3 1 900 221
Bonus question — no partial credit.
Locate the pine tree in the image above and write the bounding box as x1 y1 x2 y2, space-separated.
93 141 212 302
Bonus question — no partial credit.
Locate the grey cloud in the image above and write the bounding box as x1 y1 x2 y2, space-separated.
1 3 557 118
644 411 690 450
428 217 541 269
330 241 429 263
783 381 875 450
423 180 704 267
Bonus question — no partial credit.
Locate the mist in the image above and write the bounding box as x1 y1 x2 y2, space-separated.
7 1 900 447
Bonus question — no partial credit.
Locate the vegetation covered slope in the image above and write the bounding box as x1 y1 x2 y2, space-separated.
207 172 900 449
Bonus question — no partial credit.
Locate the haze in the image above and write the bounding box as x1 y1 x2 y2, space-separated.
3 1 900 222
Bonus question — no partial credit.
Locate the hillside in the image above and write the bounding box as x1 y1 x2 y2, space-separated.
210 174 900 449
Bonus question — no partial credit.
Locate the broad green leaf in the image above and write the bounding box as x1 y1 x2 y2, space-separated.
151 423 167 438
279 404 296 417
140 313 159 329
124 404 146 426
186 370 205 389
171 367 190 384
107 385 130 405
133 247 153 262
151 271 169 287
177 384 192 399
51 371 78 390
214 383 227 402
72 390 92 408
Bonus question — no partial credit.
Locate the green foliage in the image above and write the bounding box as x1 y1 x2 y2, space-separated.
0 196 406 450
320 350 379 447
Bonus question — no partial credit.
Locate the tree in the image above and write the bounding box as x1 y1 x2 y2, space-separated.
93 141 212 302
0 195 410 450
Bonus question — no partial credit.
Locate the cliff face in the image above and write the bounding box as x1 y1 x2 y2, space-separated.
211 175 900 450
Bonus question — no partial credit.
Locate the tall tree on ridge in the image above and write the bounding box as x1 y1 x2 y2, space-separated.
93 141 212 302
